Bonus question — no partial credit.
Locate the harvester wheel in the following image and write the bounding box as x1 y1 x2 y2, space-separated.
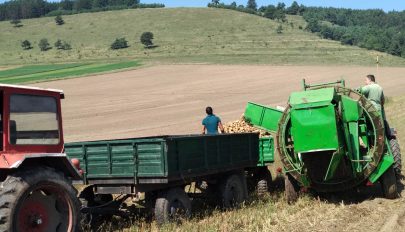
285 173 300 204
390 139 402 177
256 169 272 198
220 173 247 209
0 167 80 232
380 166 399 199
154 187 191 225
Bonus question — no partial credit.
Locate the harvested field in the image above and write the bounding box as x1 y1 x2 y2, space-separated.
35 64 405 143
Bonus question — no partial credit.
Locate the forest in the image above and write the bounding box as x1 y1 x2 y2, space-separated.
0 0 164 20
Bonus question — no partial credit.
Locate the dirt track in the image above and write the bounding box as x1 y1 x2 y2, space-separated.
35 64 405 142
34 64 405 231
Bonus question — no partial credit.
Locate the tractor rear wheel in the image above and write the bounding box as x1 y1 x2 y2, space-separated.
0 167 80 232
285 173 300 204
380 166 399 199
390 139 402 177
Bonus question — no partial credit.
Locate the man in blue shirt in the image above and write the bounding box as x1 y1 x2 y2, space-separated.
202 106 224 134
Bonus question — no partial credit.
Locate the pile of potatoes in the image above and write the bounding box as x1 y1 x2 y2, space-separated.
223 116 270 137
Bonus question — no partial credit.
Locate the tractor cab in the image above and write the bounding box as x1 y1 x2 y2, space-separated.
0 84 79 179
0 84 64 153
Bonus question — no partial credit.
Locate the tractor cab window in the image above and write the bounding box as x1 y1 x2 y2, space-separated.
9 94 59 145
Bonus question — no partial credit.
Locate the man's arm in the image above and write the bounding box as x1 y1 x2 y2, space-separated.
202 125 206 134
360 85 370 96
218 121 225 133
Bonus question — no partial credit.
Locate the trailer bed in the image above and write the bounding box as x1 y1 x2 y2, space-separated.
65 133 273 185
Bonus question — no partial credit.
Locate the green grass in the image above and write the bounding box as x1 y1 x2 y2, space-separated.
1 8 405 66
0 60 139 83
0 63 87 78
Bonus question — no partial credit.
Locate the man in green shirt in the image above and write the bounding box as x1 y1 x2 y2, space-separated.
360 74 385 119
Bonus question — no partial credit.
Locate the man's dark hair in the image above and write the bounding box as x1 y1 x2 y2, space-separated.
366 74 375 82
206 106 213 115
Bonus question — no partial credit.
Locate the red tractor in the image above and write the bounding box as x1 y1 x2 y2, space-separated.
0 84 81 232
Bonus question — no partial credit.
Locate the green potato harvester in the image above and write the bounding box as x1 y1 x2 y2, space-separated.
244 79 401 202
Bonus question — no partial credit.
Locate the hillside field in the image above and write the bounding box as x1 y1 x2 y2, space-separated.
1 8 405 66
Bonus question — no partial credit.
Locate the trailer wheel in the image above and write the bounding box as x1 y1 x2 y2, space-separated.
220 174 247 209
0 167 80 232
154 187 191 225
285 173 300 204
390 139 402 177
256 169 272 197
380 166 399 199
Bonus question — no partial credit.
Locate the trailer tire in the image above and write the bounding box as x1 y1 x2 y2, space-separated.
256 169 272 197
0 167 80 232
285 173 300 204
220 174 246 209
154 187 191 225
390 139 402 177
380 166 399 199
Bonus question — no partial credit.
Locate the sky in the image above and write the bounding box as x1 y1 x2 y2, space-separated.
140 0 405 12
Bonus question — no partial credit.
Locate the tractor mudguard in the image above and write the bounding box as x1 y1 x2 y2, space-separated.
0 153 82 180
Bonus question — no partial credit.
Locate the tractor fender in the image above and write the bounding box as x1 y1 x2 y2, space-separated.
1 153 82 180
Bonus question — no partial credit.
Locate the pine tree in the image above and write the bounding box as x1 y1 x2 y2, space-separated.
247 0 257 11
55 15 65 25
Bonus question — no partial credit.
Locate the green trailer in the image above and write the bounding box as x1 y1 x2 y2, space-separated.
65 133 274 224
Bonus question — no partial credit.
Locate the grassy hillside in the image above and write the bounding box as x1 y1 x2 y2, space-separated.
1 8 405 66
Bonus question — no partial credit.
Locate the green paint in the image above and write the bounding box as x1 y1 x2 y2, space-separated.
289 87 336 108
65 133 268 184
244 102 283 133
369 154 394 183
324 149 344 181
258 136 274 166
291 104 339 153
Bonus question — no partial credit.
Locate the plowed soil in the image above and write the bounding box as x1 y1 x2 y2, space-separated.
34 64 405 231
35 64 405 142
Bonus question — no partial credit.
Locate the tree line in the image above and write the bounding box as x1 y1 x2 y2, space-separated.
208 0 305 21
0 0 164 21
302 7 405 57
209 1 405 58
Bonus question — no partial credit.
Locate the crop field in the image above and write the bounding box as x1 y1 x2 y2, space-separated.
2 8 405 66
0 60 139 83
35 64 405 231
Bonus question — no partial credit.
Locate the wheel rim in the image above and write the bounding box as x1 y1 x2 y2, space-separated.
17 183 74 232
